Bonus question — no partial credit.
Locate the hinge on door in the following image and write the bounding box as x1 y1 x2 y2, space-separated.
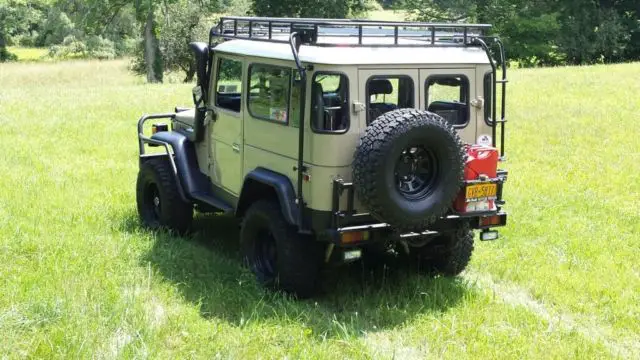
204 109 217 126
352 101 366 113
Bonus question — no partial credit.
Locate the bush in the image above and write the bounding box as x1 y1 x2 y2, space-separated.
85 35 117 60
114 37 137 57
0 46 17 62
18 31 39 47
48 35 117 60
39 9 76 46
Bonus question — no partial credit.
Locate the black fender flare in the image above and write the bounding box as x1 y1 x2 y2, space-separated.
238 168 300 226
147 130 210 199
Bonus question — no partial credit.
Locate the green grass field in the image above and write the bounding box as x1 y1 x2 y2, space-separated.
0 59 639 359
7 47 49 62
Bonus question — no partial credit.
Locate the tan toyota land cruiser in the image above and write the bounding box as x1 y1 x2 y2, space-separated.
135 16 509 297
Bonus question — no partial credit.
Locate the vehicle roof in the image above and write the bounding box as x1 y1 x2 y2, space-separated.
214 39 491 66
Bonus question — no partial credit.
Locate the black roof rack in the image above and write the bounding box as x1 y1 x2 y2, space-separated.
210 16 492 48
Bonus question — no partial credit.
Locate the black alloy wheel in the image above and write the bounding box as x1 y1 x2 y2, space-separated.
395 146 440 201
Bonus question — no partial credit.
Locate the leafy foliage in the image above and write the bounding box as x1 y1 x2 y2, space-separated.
157 1 219 82
402 0 640 66
2 0 638 70
252 0 377 18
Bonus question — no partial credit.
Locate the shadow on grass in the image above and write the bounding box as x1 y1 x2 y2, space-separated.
119 211 471 338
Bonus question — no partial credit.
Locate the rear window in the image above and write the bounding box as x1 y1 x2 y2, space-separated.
425 75 470 127
366 76 414 124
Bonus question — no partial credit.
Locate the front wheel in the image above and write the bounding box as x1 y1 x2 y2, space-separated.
136 157 193 235
240 200 323 298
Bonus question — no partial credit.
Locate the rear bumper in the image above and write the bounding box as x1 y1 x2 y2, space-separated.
319 210 507 245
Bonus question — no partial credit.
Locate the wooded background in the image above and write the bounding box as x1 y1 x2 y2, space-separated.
1 0 638 82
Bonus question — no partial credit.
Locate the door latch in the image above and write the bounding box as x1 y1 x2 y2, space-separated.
352 101 366 113
470 97 484 109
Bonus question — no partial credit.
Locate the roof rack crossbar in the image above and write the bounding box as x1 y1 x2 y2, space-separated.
210 16 491 48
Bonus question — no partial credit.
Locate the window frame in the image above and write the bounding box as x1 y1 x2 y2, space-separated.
365 75 415 125
424 74 471 128
214 56 244 113
246 62 293 126
483 71 494 126
311 71 350 134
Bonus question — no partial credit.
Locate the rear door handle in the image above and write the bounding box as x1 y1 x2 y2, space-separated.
232 143 240 153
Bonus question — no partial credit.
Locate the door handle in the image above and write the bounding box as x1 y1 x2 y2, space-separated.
232 143 240 153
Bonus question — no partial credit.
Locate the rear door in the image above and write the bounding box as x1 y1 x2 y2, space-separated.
419 68 477 144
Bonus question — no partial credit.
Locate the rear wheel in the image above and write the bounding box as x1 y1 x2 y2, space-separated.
136 157 193 234
410 224 474 276
240 200 323 298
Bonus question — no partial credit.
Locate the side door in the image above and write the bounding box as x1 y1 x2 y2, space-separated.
419 68 477 144
210 55 244 195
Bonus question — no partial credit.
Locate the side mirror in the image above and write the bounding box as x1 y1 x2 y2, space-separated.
190 42 210 104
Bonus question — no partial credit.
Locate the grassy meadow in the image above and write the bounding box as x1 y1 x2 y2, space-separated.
6 47 49 62
0 59 639 359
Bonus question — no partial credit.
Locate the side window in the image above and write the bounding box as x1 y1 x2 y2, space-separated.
248 64 291 124
311 72 349 132
215 58 243 112
484 72 493 125
366 76 414 124
426 75 469 126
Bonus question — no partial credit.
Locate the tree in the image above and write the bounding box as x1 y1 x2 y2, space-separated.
0 2 20 61
252 0 373 18
139 0 163 83
77 0 162 81
159 0 218 82
402 0 638 65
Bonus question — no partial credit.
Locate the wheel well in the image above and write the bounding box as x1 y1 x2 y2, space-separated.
236 179 279 219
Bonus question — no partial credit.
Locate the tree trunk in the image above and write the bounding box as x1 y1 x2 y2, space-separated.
143 5 162 83
183 61 196 83
0 31 14 62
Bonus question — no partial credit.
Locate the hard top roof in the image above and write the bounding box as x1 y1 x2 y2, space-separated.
214 39 491 65
210 17 493 65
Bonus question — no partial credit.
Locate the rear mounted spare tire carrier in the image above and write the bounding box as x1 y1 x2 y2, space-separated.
352 109 465 232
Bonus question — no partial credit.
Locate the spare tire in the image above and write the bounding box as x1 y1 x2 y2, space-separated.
353 109 465 231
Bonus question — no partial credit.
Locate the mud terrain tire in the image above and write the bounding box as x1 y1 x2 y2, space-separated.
411 224 475 276
136 157 193 235
241 200 323 298
353 109 465 232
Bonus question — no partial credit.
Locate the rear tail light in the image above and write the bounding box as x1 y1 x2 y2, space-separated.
340 231 370 244
480 215 503 227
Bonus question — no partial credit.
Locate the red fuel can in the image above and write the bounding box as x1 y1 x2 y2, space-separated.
465 145 499 179
454 145 499 213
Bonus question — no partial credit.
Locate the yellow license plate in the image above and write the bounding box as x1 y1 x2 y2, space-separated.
466 183 497 201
